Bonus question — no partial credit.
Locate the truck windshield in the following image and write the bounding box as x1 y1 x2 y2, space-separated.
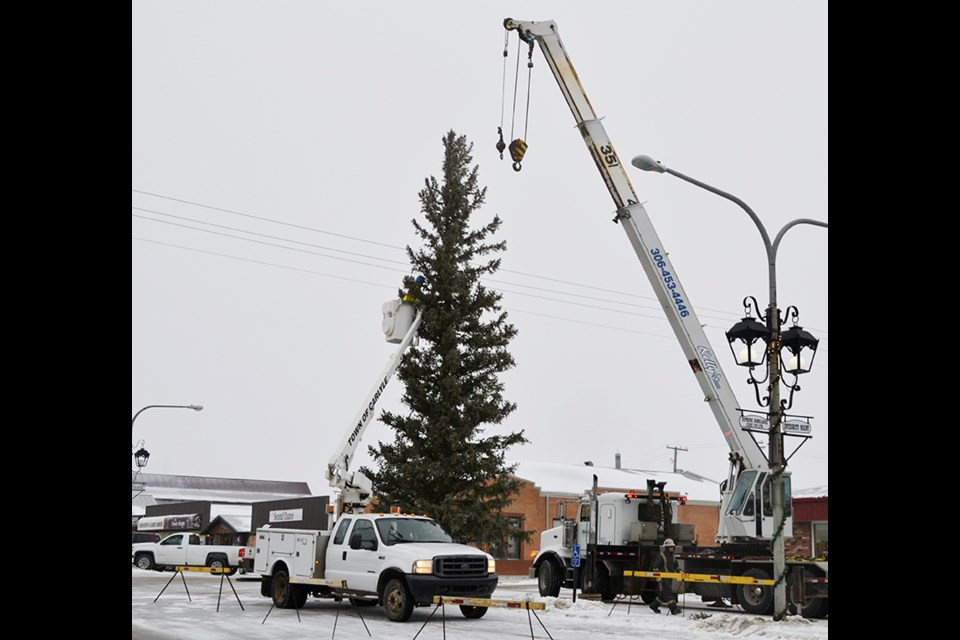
375 517 453 545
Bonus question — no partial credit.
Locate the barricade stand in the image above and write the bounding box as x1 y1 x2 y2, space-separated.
412 596 552 640
153 566 244 612
606 594 644 617
260 578 371 639
620 569 776 616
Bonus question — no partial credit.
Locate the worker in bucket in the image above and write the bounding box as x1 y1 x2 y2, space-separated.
649 538 682 615
401 275 425 303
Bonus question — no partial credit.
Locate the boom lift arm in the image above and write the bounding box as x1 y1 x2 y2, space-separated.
503 18 775 543
326 297 422 516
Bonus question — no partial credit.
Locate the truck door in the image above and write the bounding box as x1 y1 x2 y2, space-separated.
722 469 761 539
326 519 380 594
597 504 616 545
154 534 188 566
324 518 353 585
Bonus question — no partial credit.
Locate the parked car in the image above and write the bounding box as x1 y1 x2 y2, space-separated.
132 532 161 544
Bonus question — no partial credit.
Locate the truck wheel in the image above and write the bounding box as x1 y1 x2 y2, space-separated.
596 564 616 602
382 578 415 622
736 568 774 615
459 605 487 619
135 554 154 571
638 579 658 604
537 558 562 597
207 556 229 574
272 568 295 609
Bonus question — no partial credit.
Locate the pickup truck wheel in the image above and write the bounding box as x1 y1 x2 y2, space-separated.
537 558 562 597
459 605 487 619
207 556 229 573
383 578 415 622
736 568 774 615
135 554 154 571
272 568 294 609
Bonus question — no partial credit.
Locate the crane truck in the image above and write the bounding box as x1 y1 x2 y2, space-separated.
253 289 498 621
502 18 827 618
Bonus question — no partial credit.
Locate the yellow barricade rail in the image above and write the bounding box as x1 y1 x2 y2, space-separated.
174 565 232 574
624 570 774 586
432 596 546 610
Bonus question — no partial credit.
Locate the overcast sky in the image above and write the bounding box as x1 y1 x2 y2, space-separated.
132 2 828 495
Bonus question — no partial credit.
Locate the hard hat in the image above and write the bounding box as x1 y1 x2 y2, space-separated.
415 275 425 284
662 538 675 547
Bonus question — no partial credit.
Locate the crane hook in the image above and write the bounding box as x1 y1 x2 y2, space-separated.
508 138 527 172
496 127 506 160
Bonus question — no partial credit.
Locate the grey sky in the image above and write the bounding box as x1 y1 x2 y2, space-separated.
132 2 827 494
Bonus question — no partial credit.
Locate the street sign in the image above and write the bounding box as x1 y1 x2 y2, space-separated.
572 544 581 567
783 419 812 434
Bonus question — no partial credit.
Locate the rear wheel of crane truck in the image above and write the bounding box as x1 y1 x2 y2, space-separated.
382 577 415 622
788 584 828 619
636 578 658 604
596 563 616 602
459 605 488 619
735 568 774 615
536 557 562 597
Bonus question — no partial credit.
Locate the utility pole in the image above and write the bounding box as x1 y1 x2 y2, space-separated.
666 445 687 472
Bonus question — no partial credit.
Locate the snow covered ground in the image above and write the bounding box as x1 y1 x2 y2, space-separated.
132 568 828 639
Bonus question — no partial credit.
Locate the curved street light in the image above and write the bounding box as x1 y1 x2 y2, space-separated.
131 404 204 470
631 154 826 621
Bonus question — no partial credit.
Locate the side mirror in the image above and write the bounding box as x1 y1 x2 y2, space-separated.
349 533 362 550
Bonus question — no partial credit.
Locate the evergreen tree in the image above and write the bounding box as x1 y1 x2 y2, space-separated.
360 130 529 549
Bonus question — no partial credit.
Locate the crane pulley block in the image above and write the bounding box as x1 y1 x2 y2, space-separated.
508 138 527 171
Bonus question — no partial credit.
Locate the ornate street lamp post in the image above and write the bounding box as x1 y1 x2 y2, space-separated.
632 154 825 620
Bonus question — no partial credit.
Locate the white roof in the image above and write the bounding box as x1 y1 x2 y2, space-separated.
509 460 721 503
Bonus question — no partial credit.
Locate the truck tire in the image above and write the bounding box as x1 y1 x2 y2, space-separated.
207 556 231 574
736 568 773 615
537 558 562 597
382 577 415 622
135 553 154 571
787 578 828 618
459 605 487 619
638 579 658 604
596 563 616 602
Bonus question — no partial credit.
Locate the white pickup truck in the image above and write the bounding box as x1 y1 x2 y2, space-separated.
132 532 254 575
254 512 497 622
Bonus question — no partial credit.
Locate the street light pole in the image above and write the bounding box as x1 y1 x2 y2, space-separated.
631 155 825 620
131 404 204 471
132 404 204 435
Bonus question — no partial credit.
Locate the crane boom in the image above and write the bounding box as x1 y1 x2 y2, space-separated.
503 18 766 473
326 298 422 515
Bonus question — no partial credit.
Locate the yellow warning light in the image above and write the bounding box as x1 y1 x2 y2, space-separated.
529 551 537 558
391 506 400 516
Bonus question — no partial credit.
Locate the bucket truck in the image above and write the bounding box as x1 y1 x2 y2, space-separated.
502 18 827 617
254 287 498 621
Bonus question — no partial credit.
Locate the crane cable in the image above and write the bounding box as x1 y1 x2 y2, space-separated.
497 30 533 171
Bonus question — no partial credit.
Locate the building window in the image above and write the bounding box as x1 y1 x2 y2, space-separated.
812 521 828 558
491 516 522 560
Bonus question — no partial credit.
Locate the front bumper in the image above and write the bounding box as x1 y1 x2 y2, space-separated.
405 574 498 605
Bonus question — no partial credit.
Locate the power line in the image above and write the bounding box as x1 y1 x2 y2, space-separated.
131 190 827 342
132 189 794 326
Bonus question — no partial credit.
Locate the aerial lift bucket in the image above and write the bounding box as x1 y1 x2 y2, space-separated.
383 299 415 344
